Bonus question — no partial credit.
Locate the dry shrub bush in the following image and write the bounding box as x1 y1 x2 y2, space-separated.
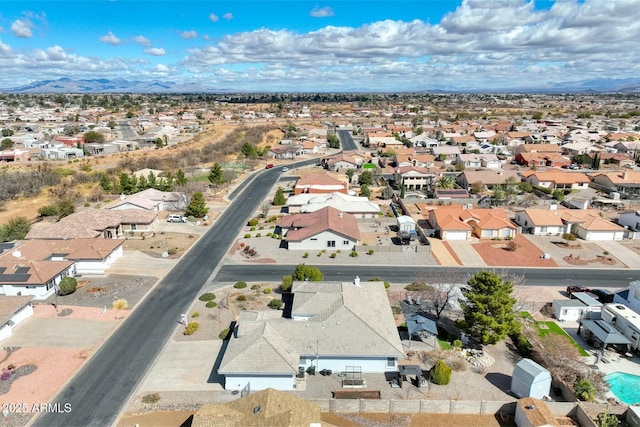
112 299 129 310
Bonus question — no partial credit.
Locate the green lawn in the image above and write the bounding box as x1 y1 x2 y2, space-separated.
438 339 452 350
535 321 589 356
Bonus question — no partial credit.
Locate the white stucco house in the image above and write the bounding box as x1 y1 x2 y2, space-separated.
278 207 360 251
552 293 602 322
108 188 187 212
0 259 74 299
0 296 33 342
218 280 404 391
286 192 380 218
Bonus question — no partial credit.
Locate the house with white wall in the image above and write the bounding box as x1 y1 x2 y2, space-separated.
278 206 360 251
0 260 74 299
218 280 404 391
0 296 33 342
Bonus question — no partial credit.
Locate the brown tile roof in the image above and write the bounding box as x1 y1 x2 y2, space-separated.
528 171 590 185
431 207 516 231
592 170 640 185
0 239 123 262
0 296 32 322
517 144 562 153
279 206 360 242
521 209 566 226
522 208 624 231
295 172 346 188
460 170 519 185
25 209 157 239
0 260 74 285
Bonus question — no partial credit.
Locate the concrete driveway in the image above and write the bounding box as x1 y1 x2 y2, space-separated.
107 250 178 277
596 241 640 268
446 241 487 267
3 317 114 349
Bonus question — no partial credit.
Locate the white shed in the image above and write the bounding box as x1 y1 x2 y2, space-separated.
511 358 552 400
397 215 416 232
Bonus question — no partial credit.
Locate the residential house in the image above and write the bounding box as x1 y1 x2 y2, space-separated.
0 259 74 299
394 166 436 191
321 150 366 172
0 149 30 162
456 170 519 192
26 208 158 239
515 207 625 240
40 145 84 160
561 141 604 156
0 238 123 275
514 208 568 235
553 293 602 322
591 170 640 196
278 206 360 251
523 171 590 190
108 188 187 212
293 172 348 195
368 136 403 149
450 135 478 150
286 192 380 218
268 144 303 160
427 207 517 240
514 143 563 156
0 296 33 342
432 145 461 164
516 152 571 168
611 140 640 154
218 280 404 391
393 149 435 169
455 153 501 169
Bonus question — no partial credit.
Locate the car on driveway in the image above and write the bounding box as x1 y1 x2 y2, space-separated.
167 214 188 223
567 285 590 297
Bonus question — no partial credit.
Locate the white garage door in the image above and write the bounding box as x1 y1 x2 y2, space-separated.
587 231 616 241
445 231 468 240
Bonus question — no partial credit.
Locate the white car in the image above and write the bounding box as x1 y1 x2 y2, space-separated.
167 214 188 223
282 167 289 172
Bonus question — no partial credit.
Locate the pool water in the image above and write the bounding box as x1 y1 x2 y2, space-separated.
605 372 640 405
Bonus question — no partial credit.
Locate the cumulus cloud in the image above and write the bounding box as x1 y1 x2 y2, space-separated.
156 64 170 72
133 35 151 46
11 19 33 38
209 13 219 22
180 30 198 40
144 47 166 56
223 13 233 21
0 39 13 56
310 6 334 18
99 31 121 46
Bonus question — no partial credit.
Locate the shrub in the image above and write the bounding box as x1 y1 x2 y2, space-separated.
38 204 59 217
453 339 463 349
447 357 468 372
562 233 577 241
391 306 402 315
368 249 375 255
292 264 324 281
317 252 322 257
330 253 337 258
251 284 260 290
597 411 621 427
167 247 177 255
256 232 261 237
142 393 161 404
199 292 216 301
405 282 428 292
184 322 199 335
266 233 272 237
234 281 248 289
505 240 518 252
574 378 596 402
219 328 230 340
250 226 256 231
349 251 359 257
429 360 452 385
247 219 259 226
263 287 272 294
112 299 129 310
259 226 264 230
236 295 246 301
303 252 309 258
511 333 532 357
192 311 200 318
205 301 217 308
244 233 251 238
58 277 78 296
281 275 293 292
268 299 283 309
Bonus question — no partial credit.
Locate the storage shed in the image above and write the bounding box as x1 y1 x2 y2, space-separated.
511 358 552 400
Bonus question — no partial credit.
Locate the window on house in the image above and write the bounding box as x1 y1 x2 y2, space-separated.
343 240 350 245
310 238 317 241
386 358 395 368
130 224 137 230
327 241 336 248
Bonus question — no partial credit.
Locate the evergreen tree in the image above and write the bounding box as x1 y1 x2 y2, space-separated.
360 184 371 199
457 271 519 345
147 171 158 189
99 173 112 193
358 171 374 186
185 191 208 218
118 172 136 194
137 174 149 191
208 163 225 189
272 187 286 206
292 264 324 281
175 169 188 186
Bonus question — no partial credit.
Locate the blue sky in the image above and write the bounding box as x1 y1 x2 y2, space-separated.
0 0 639 91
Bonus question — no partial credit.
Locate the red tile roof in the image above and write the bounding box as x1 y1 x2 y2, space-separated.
279 206 360 242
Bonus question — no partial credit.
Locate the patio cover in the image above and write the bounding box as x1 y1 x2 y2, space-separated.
581 320 632 345
406 314 438 337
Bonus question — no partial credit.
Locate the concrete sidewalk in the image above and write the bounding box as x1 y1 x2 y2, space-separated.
596 241 640 268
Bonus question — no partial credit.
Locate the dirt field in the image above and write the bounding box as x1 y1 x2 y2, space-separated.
472 234 558 267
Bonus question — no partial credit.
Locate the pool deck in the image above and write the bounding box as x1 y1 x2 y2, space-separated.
561 320 640 403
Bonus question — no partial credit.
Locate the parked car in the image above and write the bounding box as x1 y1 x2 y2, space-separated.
590 288 614 303
567 285 590 297
265 163 274 169
167 214 188 223
282 167 289 172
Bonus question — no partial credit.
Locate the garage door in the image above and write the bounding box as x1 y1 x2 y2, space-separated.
445 231 468 240
587 232 616 241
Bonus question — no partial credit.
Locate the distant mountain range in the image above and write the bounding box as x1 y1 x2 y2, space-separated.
2 77 640 94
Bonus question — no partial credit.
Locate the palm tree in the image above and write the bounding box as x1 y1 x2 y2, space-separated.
436 175 455 189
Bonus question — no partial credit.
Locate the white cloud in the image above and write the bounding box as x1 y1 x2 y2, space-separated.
144 47 166 56
223 13 233 21
0 39 13 56
11 19 33 38
180 30 198 40
209 13 219 22
310 6 334 18
99 31 121 46
133 35 151 46
156 64 169 72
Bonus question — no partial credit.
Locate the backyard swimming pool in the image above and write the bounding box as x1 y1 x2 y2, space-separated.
605 372 640 405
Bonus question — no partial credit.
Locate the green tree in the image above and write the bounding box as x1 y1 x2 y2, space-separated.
457 271 519 345
241 142 258 158
1 138 13 149
436 175 455 189
429 360 452 385
118 172 136 194
147 171 157 189
358 171 374 186
83 130 105 144
208 163 225 189
155 138 163 148
272 187 286 206
0 216 31 242
107 120 117 129
574 378 596 402
185 191 208 218
281 275 293 292
99 173 112 192
175 169 188 186
57 199 75 219
137 174 149 191
1 128 14 137
592 152 601 170
58 277 78 296
381 186 395 200
327 134 340 149
292 264 324 281
360 184 371 199
345 169 355 184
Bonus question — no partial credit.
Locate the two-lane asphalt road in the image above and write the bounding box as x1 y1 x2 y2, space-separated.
337 129 358 151
35 159 317 427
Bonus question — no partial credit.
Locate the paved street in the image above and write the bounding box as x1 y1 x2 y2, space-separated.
337 129 358 151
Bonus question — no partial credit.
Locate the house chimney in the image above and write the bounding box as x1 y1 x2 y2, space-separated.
623 170 629 180
12 250 21 258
